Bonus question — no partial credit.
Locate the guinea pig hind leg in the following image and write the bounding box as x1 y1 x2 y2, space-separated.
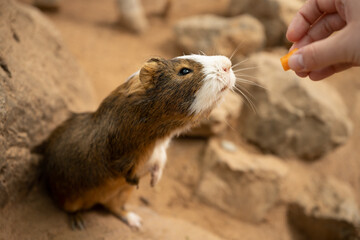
103 185 142 229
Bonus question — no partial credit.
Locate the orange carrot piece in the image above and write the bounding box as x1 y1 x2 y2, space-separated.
280 48 298 71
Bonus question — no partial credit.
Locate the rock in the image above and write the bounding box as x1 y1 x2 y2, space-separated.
277 0 303 26
227 0 303 47
227 0 280 18
117 0 148 33
186 92 243 137
277 0 303 46
239 52 352 160
262 18 287 47
227 0 302 20
174 14 266 57
285 173 360 240
197 138 288 223
34 0 60 12
142 0 169 17
167 0 230 20
0 0 96 208
0 182 9 209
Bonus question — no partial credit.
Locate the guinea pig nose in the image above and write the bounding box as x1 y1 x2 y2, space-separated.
223 67 230 72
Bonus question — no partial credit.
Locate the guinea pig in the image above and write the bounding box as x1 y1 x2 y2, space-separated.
39 54 236 230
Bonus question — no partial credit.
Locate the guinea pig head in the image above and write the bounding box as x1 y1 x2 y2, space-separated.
139 55 235 117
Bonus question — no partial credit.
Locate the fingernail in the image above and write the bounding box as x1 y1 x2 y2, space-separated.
288 53 304 71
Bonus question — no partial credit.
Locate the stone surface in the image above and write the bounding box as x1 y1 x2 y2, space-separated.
277 0 303 26
239 52 352 160
167 0 230 20
197 138 288 223
227 0 303 47
284 171 360 240
227 0 280 18
187 92 243 137
142 0 169 17
117 0 148 33
261 18 287 47
0 0 96 208
174 14 266 57
227 0 302 20
0 187 222 240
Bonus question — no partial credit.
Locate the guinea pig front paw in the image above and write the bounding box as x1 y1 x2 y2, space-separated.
124 212 142 230
150 164 163 187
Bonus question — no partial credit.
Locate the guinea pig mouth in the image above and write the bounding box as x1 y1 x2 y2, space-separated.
220 86 228 92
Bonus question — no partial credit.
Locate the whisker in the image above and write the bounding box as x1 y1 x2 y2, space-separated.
229 45 240 61
232 85 257 113
234 88 257 113
236 74 259 80
229 41 245 61
235 83 256 100
224 119 239 133
199 50 207 56
236 77 267 90
233 67 258 73
231 59 249 69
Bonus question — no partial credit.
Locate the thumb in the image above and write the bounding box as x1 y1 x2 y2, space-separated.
288 29 351 72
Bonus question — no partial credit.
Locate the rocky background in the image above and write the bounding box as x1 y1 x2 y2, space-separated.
1 0 360 239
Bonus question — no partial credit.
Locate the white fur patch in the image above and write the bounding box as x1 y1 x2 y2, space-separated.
125 70 140 82
177 55 236 114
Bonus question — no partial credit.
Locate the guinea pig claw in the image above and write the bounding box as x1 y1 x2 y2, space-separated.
69 212 86 231
150 164 162 187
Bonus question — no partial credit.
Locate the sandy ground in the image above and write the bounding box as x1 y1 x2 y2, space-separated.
8 0 360 239
37 0 180 103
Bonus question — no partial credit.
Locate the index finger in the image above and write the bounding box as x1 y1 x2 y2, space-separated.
286 0 339 42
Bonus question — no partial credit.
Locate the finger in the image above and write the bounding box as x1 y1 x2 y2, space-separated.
308 63 352 80
286 0 339 42
288 29 350 72
295 72 309 78
340 0 360 21
292 13 346 50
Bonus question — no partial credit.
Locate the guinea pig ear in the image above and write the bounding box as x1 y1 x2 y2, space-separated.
139 57 166 88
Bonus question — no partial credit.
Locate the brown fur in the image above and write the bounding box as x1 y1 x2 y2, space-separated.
41 57 210 224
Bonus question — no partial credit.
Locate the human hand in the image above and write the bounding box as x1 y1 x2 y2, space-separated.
286 0 360 80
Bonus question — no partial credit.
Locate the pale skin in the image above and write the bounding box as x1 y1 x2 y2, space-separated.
286 0 360 80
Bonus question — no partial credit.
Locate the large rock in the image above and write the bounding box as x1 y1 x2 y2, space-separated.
174 14 266 57
227 0 303 46
277 0 303 26
197 138 288 223
284 171 360 240
262 18 287 47
239 52 352 160
117 0 148 33
227 0 279 18
186 92 243 137
227 0 302 21
166 0 230 20
142 0 169 17
0 0 96 208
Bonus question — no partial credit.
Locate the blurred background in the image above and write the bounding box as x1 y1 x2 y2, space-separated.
0 0 359 239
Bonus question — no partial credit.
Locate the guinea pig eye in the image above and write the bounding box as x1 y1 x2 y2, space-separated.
178 68 192 76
